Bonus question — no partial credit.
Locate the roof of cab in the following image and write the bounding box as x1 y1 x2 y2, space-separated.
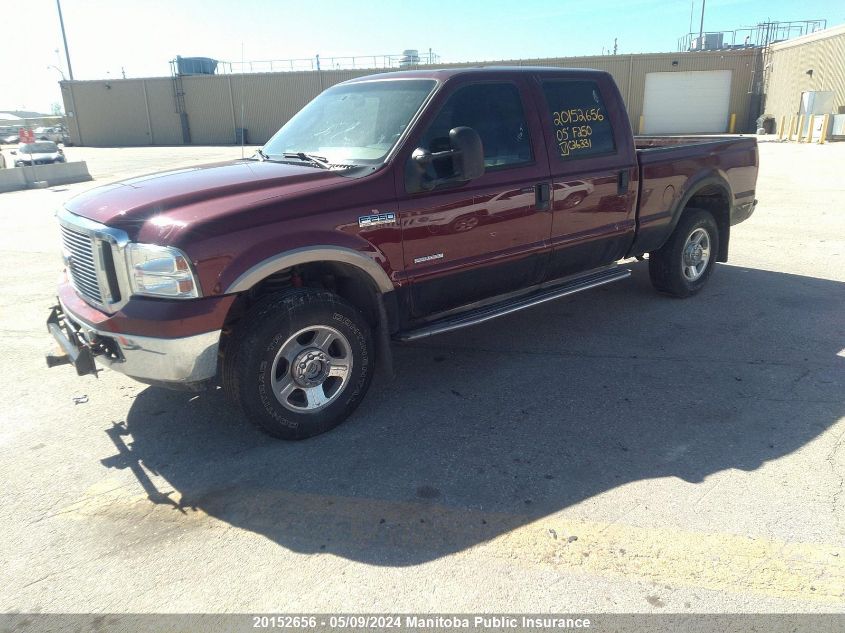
343 66 608 83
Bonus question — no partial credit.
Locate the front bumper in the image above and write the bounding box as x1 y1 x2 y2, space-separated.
15 159 63 166
46 298 222 386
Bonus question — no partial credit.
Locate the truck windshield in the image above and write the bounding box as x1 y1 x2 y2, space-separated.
262 79 436 168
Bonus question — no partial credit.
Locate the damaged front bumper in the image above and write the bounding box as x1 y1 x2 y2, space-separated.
46 300 221 387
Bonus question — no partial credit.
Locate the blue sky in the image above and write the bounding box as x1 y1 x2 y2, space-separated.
3 0 843 112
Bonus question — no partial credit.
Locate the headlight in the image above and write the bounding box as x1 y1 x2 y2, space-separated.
126 243 200 299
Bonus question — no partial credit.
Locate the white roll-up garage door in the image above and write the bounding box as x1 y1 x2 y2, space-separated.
642 70 732 134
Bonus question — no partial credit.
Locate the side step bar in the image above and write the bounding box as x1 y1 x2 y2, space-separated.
396 266 631 342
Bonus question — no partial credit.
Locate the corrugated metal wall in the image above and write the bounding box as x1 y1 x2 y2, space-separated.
626 50 760 131
61 49 761 147
144 79 182 145
764 24 845 128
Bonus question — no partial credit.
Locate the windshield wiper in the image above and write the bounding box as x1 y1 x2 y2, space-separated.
254 148 269 161
282 152 330 169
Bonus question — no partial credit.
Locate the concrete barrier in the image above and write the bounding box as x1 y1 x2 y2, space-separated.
0 161 93 193
0 169 27 193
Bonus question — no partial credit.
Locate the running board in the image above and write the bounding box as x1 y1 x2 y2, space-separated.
396 266 631 342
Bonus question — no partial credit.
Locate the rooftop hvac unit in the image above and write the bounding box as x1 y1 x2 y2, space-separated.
175 56 218 75
689 33 724 51
399 49 420 67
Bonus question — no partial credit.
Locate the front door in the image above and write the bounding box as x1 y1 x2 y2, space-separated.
397 79 552 318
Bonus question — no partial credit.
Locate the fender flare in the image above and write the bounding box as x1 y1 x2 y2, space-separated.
664 173 733 262
224 245 394 294
666 173 733 235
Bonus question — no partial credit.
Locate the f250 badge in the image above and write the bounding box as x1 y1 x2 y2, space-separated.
358 212 397 228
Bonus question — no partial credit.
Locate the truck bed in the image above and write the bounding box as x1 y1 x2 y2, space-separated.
628 135 759 258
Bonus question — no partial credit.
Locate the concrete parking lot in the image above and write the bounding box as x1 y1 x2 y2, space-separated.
0 141 843 614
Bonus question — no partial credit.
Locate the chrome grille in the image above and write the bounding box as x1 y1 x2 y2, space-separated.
60 224 104 304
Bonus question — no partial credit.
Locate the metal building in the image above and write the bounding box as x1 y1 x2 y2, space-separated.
763 24 845 132
60 49 763 147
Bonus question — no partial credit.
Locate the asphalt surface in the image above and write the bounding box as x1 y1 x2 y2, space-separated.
0 141 843 614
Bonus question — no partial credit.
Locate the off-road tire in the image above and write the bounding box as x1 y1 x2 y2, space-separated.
221 289 374 440
648 208 719 298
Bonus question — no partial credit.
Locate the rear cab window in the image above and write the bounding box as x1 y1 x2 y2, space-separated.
540 79 616 162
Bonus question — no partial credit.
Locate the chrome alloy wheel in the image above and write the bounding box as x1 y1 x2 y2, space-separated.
681 227 711 282
270 325 352 412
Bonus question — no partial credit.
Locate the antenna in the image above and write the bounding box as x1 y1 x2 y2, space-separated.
689 1 694 36
240 41 245 159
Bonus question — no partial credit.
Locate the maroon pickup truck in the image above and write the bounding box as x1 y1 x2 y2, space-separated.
47 67 758 439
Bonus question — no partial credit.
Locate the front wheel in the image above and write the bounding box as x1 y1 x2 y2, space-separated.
648 208 719 298
222 289 374 440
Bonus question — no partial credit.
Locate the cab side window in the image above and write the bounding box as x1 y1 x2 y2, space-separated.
417 82 533 179
541 80 616 161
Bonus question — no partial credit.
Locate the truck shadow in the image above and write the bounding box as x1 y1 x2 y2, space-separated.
112 261 844 566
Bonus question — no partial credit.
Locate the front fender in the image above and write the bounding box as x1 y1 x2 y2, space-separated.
224 243 394 294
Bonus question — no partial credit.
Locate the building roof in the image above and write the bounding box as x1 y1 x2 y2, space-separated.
344 66 608 83
770 22 845 51
4 110 53 118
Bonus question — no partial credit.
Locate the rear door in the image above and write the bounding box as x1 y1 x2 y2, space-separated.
532 73 638 280
396 77 552 317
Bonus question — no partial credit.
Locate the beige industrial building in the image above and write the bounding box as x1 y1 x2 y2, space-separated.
763 23 845 134
57 24 845 147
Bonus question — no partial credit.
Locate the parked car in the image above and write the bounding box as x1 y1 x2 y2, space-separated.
12 141 66 166
46 67 758 440
1 134 20 145
34 127 66 143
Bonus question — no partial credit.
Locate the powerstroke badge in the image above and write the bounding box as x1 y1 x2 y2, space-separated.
358 212 396 228
413 253 444 264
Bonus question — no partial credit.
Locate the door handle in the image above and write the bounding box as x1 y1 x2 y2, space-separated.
520 183 550 210
617 170 630 196
535 182 551 210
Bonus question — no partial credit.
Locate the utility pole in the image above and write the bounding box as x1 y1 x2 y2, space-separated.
698 0 706 41
56 0 74 80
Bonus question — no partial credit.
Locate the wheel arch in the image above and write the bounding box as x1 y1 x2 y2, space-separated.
669 174 732 263
220 246 397 380
225 246 393 295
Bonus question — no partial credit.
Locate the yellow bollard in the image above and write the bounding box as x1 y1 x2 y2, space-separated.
797 115 805 142
806 115 815 143
638 115 644 135
778 116 786 141
787 115 796 141
819 114 829 144
729 113 736 133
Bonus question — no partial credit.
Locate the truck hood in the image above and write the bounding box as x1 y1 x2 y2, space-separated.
64 159 347 234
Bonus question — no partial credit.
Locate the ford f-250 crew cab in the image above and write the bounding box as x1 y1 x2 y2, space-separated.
47 67 758 439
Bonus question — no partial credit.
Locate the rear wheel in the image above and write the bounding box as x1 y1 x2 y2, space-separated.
222 289 374 440
648 208 719 298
